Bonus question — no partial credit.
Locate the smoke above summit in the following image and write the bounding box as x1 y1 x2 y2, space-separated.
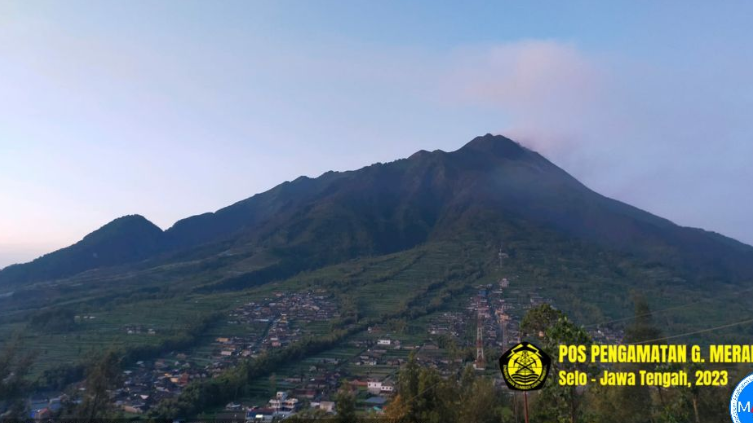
444 40 753 245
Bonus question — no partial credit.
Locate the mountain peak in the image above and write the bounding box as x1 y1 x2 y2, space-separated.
106 214 153 226
458 133 527 158
83 214 162 242
408 149 432 160
0 214 166 286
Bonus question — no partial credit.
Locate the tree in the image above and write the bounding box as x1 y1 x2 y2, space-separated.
457 376 504 423
75 349 123 422
525 305 593 423
623 293 662 344
384 394 411 422
651 361 733 423
596 294 662 423
334 383 357 423
386 356 512 423
412 365 451 423
269 373 277 397
0 336 35 418
521 303 564 338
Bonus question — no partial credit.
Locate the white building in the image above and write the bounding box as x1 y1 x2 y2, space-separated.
367 381 382 394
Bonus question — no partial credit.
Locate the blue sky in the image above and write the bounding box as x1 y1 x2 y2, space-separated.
1 1 752 268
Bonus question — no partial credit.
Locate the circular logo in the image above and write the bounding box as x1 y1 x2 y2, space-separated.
731 373 753 423
499 342 551 391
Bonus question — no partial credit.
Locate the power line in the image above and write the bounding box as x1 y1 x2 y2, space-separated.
585 284 753 328
631 316 753 345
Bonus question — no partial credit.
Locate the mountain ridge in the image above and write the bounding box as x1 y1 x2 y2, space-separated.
2 134 752 287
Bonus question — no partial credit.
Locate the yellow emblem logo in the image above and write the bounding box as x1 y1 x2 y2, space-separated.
499 342 551 391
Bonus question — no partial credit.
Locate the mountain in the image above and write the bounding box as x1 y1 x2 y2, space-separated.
0 215 165 285
2 134 753 288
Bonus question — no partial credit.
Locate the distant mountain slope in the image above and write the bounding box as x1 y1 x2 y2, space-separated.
0 215 165 285
3 134 752 288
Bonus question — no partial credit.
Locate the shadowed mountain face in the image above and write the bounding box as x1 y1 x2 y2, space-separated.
2 134 752 287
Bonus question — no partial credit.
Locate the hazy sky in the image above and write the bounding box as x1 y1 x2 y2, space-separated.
2 1 752 269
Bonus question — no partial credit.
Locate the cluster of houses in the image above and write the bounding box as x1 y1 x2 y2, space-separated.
427 311 465 338
351 338 405 367
111 291 340 415
242 391 302 422
231 291 338 328
426 281 509 352
113 356 202 414
216 291 339 358
278 362 344 401
591 326 624 344
233 380 396 422
26 393 67 420
224 390 342 422
235 336 403 418
422 277 562 376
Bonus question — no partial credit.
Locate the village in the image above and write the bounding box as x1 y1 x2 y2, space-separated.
213 277 550 420
20 278 626 421
110 290 339 415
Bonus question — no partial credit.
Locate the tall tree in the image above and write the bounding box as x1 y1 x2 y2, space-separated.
76 349 123 423
624 293 662 344
458 377 505 423
520 303 564 338
591 294 664 423
0 336 35 418
334 383 357 423
525 305 593 423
